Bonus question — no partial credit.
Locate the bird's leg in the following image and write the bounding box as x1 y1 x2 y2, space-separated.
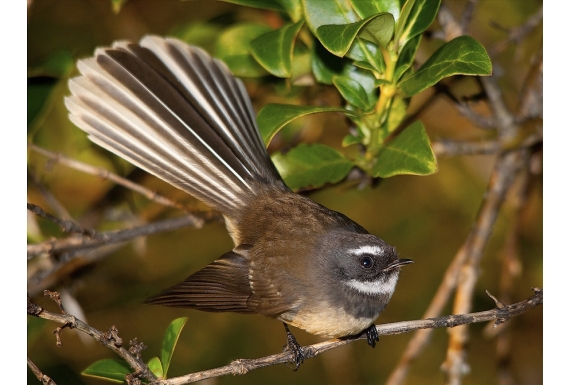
364 324 379 348
282 323 304 370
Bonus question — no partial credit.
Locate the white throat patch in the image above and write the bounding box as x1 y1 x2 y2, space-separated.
345 273 398 296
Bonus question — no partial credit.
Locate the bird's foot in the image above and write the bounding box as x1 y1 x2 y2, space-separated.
364 324 379 348
282 323 305 370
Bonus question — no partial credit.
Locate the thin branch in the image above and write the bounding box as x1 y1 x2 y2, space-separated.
489 5 543 58
432 139 499 157
28 357 57 385
28 291 158 383
444 150 524 385
491 161 528 385
516 52 543 122
27 289 542 385
28 168 73 221
27 203 98 238
27 211 207 259
28 143 188 212
384 148 524 385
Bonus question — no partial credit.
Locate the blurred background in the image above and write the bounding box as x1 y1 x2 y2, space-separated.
27 1 543 384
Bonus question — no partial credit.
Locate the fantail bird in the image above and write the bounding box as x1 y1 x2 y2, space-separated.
65 35 413 368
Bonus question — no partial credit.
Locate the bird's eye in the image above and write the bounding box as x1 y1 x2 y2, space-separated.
360 256 374 269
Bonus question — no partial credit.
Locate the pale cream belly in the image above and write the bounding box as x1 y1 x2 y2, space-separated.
278 305 377 339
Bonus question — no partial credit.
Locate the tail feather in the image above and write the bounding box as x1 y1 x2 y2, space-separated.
65 35 285 216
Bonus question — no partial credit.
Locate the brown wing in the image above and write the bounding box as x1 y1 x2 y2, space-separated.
144 250 255 313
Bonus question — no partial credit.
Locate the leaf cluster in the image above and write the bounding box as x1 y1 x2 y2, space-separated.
210 0 491 190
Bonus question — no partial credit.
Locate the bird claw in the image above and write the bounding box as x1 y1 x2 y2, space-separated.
364 324 379 348
283 323 305 370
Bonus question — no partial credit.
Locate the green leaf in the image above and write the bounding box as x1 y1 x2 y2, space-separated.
215 24 272 77
373 121 437 177
394 33 421 81
148 357 164 379
316 13 394 57
311 42 351 85
342 134 362 147
271 143 354 190
396 0 441 49
161 317 188 376
82 359 131 383
333 77 374 111
352 0 401 22
386 94 409 132
399 36 492 97
257 104 351 145
353 61 377 72
250 21 304 78
220 0 303 21
358 13 395 48
302 0 359 34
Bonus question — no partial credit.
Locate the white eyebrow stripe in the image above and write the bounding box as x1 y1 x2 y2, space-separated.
348 245 383 256
345 274 398 296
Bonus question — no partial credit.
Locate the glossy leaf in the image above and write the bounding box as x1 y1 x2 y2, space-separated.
271 143 354 190
302 0 359 34
394 33 421 81
148 357 164 379
342 134 362 146
257 104 350 145
220 0 303 21
311 42 351 84
333 77 374 111
396 0 440 48
358 13 395 48
161 317 188 376
352 0 401 22
215 24 272 77
399 36 492 97
82 359 131 383
316 13 394 57
250 21 304 77
386 94 409 132
373 121 437 177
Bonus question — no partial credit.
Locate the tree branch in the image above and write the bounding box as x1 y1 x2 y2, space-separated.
28 291 158 383
27 289 542 385
28 143 189 212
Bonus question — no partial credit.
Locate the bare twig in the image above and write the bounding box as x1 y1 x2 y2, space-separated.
28 357 57 385
27 212 207 259
386 3 542 385
28 168 73 221
444 150 524 385
489 5 543 57
385 149 524 385
27 203 98 238
516 52 543 122
28 289 542 385
28 292 157 382
28 143 188 212
491 158 529 385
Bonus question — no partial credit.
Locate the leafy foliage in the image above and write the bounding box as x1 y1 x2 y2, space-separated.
82 317 188 383
217 0 491 190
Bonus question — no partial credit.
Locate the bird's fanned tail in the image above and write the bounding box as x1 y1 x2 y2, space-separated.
65 35 285 217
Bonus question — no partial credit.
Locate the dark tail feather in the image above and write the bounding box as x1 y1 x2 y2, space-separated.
65 35 285 217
